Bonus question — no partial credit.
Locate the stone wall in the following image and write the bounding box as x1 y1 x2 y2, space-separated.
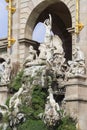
65 76 87 130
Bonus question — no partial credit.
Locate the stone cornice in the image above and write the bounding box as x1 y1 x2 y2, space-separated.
18 38 40 51
65 75 87 87
65 97 87 102
0 38 8 49
0 83 9 88
65 82 87 87
18 38 40 46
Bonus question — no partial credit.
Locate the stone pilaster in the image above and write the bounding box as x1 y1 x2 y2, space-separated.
65 75 87 130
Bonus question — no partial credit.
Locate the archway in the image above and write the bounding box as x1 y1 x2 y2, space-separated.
25 1 72 60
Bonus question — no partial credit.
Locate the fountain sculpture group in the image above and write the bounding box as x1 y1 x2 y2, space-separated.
0 14 86 130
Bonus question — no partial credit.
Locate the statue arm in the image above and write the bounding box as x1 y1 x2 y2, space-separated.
44 19 46 25
49 14 52 26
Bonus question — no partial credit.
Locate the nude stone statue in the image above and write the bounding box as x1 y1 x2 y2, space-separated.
24 46 37 67
44 14 52 43
73 46 85 62
0 59 11 84
68 46 86 77
43 86 60 126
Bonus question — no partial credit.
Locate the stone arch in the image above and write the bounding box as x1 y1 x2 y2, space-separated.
25 0 75 39
24 0 75 60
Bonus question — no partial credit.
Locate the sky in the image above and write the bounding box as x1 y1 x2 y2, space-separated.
0 0 8 38
32 22 46 43
0 0 45 42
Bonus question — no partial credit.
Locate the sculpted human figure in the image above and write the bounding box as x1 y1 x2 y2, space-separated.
52 35 63 55
68 46 86 77
24 46 37 67
44 14 52 43
72 46 85 62
43 86 60 126
38 44 47 60
0 62 4 72
48 86 60 111
0 58 11 84
0 62 5 82
47 32 63 65
26 46 36 62
9 87 23 113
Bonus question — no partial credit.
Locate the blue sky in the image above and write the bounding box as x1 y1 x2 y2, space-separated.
0 0 8 38
32 22 45 43
0 0 45 42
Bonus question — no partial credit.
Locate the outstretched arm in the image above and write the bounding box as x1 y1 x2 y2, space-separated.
49 14 52 26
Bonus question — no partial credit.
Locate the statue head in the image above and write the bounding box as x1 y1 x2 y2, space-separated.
73 46 80 54
6 58 11 64
44 19 50 26
29 46 34 52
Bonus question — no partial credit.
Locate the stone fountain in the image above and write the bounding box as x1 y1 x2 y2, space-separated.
0 14 86 130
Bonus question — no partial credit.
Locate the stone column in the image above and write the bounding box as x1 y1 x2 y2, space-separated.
77 0 87 71
65 75 87 130
11 0 20 63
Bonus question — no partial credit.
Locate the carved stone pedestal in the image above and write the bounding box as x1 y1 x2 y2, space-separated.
65 75 87 130
0 84 8 105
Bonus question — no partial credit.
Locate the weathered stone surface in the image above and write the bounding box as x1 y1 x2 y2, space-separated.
0 0 87 130
65 76 87 130
0 86 8 105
